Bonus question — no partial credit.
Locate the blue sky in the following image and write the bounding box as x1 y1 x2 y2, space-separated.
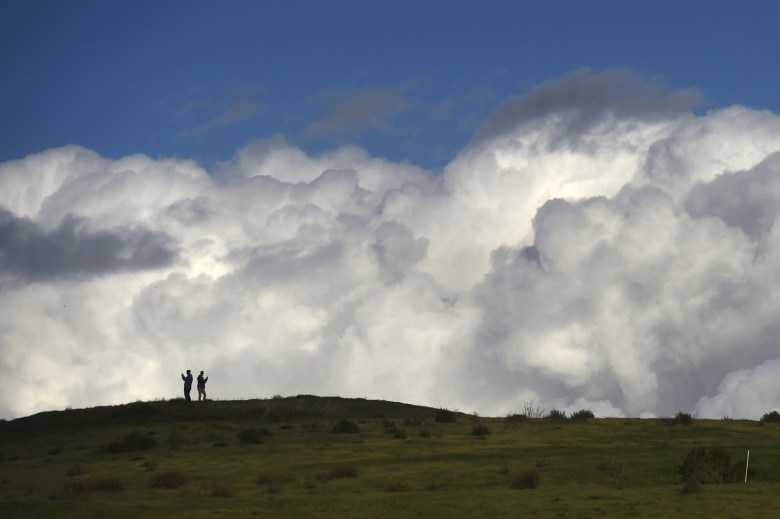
3 0 779 170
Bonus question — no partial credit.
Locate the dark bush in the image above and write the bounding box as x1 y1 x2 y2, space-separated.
471 425 491 436
152 469 186 489
332 419 360 433
510 470 540 489
107 431 157 453
570 409 595 421
664 412 694 426
760 410 780 423
435 408 457 423
238 428 272 444
678 447 741 484
547 409 567 420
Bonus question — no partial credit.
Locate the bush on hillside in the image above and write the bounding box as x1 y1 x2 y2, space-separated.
570 409 595 421
663 412 694 426
238 428 272 444
547 409 567 420
332 419 360 433
435 408 457 423
151 469 186 489
678 447 741 484
760 410 780 423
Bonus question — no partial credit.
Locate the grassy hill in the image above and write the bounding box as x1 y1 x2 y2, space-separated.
2 395 780 518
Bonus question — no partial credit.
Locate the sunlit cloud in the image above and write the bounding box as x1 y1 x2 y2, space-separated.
2 69 780 421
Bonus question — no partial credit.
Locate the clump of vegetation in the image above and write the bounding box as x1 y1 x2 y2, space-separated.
570 409 595 421
419 429 431 438
403 417 421 426
760 410 780 423
435 408 457 423
678 447 741 484
151 469 187 489
257 471 295 493
510 469 540 489
547 409 567 420
106 431 157 453
46 446 63 456
393 429 407 439
332 419 360 433
680 476 701 494
61 476 124 495
471 424 491 436
237 427 272 444
596 458 622 473
664 412 694 426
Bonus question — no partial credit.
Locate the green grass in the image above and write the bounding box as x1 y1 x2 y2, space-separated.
1 396 780 517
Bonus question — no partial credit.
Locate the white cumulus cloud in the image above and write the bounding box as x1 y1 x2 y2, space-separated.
2 69 780 420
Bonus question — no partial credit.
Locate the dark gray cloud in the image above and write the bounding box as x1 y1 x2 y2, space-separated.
0 208 177 282
470 68 701 150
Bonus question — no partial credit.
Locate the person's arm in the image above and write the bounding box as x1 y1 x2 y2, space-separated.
205 376 208 383
181 373 185 381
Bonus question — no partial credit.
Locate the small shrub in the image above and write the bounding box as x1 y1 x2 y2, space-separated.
393 430 407 440
760 410 780 423
510 470 540 489
419 429 431 438
435 408 457 423
674 411 693 425
547 409 567 420
332 419 360 433
505 412 529 423
570 409 595 421
238 428 272 444
151 470 186 489
471 425 491 436
257 471 294 493
679 447 740 484
92 477 124 492
520 401 546 419
596 458 622 473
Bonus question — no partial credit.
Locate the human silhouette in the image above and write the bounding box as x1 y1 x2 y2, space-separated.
197 371 209 401
181 369 193 401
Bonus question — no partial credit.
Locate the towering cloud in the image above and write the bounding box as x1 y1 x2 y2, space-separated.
1 69 779 420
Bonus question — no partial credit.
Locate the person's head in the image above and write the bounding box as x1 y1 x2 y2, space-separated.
186 369 191 374
200 371 204 375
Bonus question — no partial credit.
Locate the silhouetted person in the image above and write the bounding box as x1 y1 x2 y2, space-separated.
181 369 193 401
197 371 209 401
